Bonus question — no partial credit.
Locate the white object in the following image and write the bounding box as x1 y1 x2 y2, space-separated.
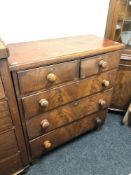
121 31 131 45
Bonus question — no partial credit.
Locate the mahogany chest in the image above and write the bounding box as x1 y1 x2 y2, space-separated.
0 35 124 174
7 35 124 162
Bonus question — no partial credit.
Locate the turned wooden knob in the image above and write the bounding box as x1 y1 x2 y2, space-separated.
95 117 103 130
99 60 107 68
41 119 49 129
99 99 106 108
47 73 57 82
102 80 110 87
39 99 49 107
43 140 52 149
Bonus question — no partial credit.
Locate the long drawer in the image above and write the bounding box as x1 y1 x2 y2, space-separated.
0 130 19 160
22 70 116 119
80 51 120 78
17 60 79 94
30 109 107 159
26 89 112 139
0 100 13 132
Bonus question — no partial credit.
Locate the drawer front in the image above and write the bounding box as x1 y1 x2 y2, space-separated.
0 77 5 99
0 153 23 175
18 60 79 94
0 101 13 132
26 90 112 139
23 70 116 119
30 110 107 159
0 130 19 160
80 51 120 78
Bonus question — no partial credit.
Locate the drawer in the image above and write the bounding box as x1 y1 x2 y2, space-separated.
80 51 120 78
18 60 79 94
0 101 13 132
0 77 5 99
0 130 19 160
29 109 107 159
0 153 23 175
23 70 116 119
26 90 112 139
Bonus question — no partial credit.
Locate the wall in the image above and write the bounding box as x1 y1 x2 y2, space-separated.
0 0 109 43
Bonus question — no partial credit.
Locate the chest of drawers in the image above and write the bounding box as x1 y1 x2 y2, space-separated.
7 35 124 162
0 40 29 175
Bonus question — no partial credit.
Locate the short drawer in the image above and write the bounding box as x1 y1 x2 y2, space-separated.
0 77 5 99
23 70 116 119
80 51 120 78
0 101 13 132
26 90 112 139
18 60 79 94
29 109 107 159
0 130 19 160
0 153 23 175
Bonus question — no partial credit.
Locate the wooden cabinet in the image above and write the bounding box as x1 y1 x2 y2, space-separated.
0 40 29 175
105 0 131 111
7 35 124 162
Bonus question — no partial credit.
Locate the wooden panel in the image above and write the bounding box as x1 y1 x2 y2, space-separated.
80 51 120 78
104 0 121 40
0 153 23 175
0 59 29 165
30 110 107 159
7 35 124 71
23 70 116 119
110 64 131 111
18 60 79 94
0 38 9 60
26 90 112 139
0 130 19 160
0 77 5 99
0 100 13 132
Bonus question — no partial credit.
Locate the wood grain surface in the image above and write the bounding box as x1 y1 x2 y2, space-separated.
26 90 112 139
22 70 116 118
0 130 18 160
0 77 5 99
0 39 9 59
0 100 13 132
18 60 79 94
80 51 120 78
8 35 124 71
0 153 23 175
29 110 107 159
110 63 131 110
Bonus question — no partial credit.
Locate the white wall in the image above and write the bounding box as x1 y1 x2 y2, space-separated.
0 0 109 43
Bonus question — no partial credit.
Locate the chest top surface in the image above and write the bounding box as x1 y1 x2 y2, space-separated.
7 35 124 71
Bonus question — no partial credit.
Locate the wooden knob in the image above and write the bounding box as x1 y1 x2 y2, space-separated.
99 99 106 108
47 73 57 82
95 117 103 130
102 80 110 87
43 140 52 149
99 60 107 68
41 119 49 129
39 99 49 107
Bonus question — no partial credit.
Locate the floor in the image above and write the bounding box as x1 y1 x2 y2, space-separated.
26 112 131 175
